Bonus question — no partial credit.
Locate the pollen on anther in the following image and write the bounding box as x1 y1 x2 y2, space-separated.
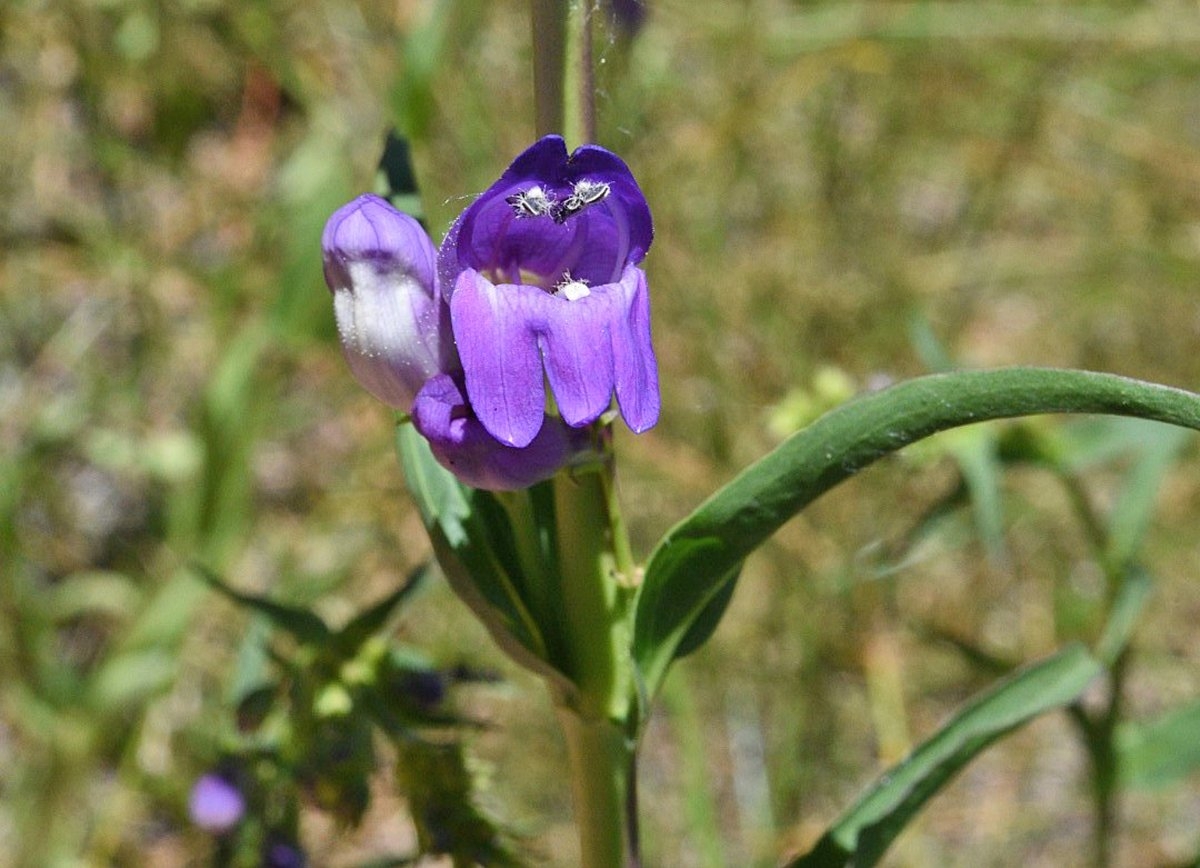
556 274 591 301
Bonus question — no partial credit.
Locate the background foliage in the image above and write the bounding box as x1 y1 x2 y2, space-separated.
4 0 1200 864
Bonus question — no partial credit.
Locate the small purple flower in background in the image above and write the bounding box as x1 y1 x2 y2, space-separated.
397 667 447 708
322 195 448 410
606 0 647 38
264 839 308 868
439 135 659 448
188 772 245 833
322 137 658 489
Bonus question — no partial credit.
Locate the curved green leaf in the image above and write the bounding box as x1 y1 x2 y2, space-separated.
634 368 1200 698
789 644 1103 868
335 564 428 654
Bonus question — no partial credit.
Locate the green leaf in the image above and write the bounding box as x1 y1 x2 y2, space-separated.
1117 697 1200 790
1105 420 1190 566
47 570 141 623
1094 564 1153 665
945 428 1008 563
87 649 178 712
335 564 428 653
672 566 741 660
396 423 574 694
789 644 1104 868
192 563 331 644
635 368 1200 700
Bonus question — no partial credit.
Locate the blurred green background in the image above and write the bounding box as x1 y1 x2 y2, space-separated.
5 0 1200 864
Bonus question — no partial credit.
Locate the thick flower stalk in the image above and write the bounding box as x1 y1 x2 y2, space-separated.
323 136 659 490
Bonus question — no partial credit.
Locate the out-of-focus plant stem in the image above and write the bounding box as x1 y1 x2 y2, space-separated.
1067 651 1127 868
531 0 565 139
564 0 596 145
532 0 595 145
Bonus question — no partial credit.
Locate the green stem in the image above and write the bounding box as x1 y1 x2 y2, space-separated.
599 444 637 583
551 460 640 864
556 707 638 868
552 467 632 719
532 0 596 145
1067 652 1126 868
531 0 566 137
564 0 596 145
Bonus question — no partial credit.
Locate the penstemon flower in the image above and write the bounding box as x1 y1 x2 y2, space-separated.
438 135 660 448
323 136 659 489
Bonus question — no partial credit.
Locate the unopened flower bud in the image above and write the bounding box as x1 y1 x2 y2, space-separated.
322 194 447 410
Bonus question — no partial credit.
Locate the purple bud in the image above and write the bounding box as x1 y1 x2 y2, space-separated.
188 773 245 833
322 194 448 410
412 373 595 490
400 668 447 707
607 0 647 38
264 839 307 868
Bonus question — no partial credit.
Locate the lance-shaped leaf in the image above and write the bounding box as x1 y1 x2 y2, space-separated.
634 368 1200 701
788 644 1104 868
334 563 429 655
193 563 331 645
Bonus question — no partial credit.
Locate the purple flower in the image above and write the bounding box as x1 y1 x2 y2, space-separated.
188 772 245 832
322 195 448 410
322 138 658 490
264 838 307 868
439 135 660 448
607 0 647 38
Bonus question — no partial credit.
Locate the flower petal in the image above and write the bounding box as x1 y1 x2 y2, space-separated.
564 144 654 265
189 774 245 832
541 265 659 432
610 266 660 432
450 270 547 447
323 194 436 290
412 374 591 490
540 290 619 428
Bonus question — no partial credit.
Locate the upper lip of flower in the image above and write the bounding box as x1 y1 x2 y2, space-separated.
439 135 653 294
